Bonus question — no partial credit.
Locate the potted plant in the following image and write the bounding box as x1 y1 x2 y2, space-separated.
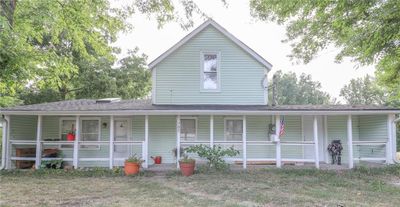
124 154 144 176
179 155 195 176
66 130 75 141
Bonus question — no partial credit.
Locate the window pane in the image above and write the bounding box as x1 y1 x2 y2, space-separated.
82 133 98 141
62 120 75 134
180 119 196 141
203 54 217 72
225 120 243 140
203 73 217 89
82 120 99 134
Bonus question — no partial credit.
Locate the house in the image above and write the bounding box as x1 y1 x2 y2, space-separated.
1 19 399 170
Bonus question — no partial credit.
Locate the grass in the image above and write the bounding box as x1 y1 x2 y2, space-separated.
1 166 400 207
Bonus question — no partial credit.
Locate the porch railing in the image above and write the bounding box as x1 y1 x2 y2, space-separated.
8 139 146 168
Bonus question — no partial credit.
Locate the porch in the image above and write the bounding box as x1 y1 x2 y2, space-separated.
1 113 397 170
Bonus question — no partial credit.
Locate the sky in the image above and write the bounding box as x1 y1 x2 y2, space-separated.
114 0 376 101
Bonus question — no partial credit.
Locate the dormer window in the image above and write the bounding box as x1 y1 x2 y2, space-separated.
201 52 220 91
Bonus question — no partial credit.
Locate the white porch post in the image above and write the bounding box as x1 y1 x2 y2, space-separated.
73 115 80 169
5 115 11 169
275 115 281 168
392 115 397 162
35 115 43 169
109 115 114 169
144 115 149 168
313 116 320 169
176 115 181 169
242 115 247 169
210 115 214 147
386 114 394 164
347 115 354 169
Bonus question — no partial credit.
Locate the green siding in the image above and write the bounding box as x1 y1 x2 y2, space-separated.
10 115 37 140
155 26 266 105
327 116 350 163
281 116 303 159
356 115 387 159
148 116 176 163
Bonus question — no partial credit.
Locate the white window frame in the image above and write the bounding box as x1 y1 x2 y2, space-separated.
58 117 101 150
79 117 102 150
224 117 243 141
59 117 77 150
200 51 221 92
180 117 198 141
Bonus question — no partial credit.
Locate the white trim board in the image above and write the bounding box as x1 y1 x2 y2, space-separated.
148 19 273 71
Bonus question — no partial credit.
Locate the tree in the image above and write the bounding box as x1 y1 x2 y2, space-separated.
270 70 333 105
250 0 400 100
340 75 388 105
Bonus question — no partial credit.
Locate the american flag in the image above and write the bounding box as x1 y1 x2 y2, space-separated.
279 117 285 137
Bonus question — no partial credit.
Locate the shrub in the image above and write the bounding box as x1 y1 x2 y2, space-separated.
185 144 240 171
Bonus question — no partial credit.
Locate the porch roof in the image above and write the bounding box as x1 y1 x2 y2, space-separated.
1 99 399 115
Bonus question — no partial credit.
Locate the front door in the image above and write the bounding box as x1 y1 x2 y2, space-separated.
114 119 131 165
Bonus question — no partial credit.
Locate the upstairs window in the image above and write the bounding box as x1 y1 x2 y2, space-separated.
201 52 220 91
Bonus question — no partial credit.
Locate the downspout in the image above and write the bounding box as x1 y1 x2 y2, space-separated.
1 115 9 170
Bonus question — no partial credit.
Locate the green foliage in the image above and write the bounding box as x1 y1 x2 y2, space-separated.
1 0 203 104
125 154 144 164
185 145 240 171
40 159 63 169
270 70 334 105
340 75 388 105
179 155 195 163
0 96 22 107
250 0 400 102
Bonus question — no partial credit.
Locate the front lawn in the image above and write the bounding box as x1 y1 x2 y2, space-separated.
1 166 400 206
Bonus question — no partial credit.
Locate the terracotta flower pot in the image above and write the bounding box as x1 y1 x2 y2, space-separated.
124 162 140 175
179 160 195 176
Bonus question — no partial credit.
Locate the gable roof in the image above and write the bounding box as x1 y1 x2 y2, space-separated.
148 19 273 71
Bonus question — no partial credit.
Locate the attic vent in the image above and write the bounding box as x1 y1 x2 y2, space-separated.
96 98 121 103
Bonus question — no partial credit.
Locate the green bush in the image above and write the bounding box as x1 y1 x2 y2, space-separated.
185 144 240 171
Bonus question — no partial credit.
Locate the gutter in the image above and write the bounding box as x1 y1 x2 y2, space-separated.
0 115 9 170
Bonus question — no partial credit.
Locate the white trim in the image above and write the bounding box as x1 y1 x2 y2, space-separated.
347 115 354 169
200 51 221 92
176 115 181 169
73 116 80 168
35 115 42 169
148 19 273 70
180 117 198 141
242 115 247 169
301 115 305 159
152 68 157 104
224 117 244 141
109 115 114 169
313 116 319 169
3 110 399 116
144 115 149 168
275 115 281 168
